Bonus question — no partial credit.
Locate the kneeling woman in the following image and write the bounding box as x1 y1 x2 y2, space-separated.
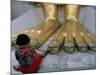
14 34 47 74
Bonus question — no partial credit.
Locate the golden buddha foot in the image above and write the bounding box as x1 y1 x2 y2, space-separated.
12 3 61 48
48 5 96 54
63 20 96 53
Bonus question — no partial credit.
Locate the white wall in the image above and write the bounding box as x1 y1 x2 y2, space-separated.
11 1 33 20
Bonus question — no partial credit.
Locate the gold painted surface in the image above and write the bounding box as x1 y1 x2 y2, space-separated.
48 4 96 54
12 3 61 48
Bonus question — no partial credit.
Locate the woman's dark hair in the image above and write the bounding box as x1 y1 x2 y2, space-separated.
16 34 30 46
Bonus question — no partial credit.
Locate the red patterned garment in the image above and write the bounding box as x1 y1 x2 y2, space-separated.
15 47 42 74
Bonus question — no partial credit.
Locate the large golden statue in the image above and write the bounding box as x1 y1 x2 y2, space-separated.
12 3 96 54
